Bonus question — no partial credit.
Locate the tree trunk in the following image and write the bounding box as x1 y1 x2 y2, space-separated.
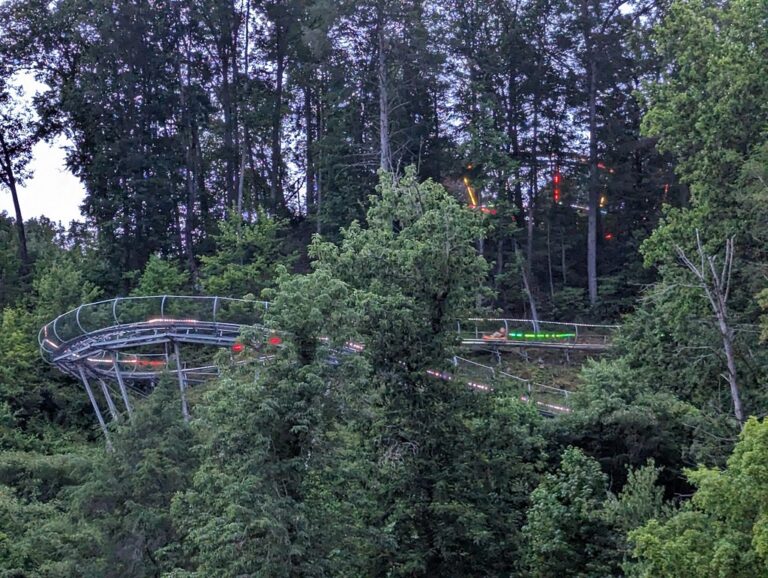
304 83 315 213
514 240 540 331
236 0 250 216
527 98 538 269
316 84 324 234
547 220 555 300
676 234 744 425
720 323 743 424
221 50 236 207
0 131 29 269
587 56 599 306
180 59 199 282
271 24 286 212
561 228 567 285
378 9 392 173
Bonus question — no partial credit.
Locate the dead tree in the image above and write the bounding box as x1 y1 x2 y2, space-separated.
676 230 743 425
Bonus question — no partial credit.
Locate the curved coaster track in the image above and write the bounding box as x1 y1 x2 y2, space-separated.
39 295 618 448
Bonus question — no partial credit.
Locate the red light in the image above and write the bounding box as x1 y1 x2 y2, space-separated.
553 172 561 184
268 336 282 345
231 343 245 353
553 170 561 203
604 232 614 240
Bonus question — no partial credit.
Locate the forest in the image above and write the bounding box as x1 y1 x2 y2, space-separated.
1 0 767 575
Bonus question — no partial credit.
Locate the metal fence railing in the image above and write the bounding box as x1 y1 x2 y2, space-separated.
39 295 270 362
457 318 619 346
451 356 572 414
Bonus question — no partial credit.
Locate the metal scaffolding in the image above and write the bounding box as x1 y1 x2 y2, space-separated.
40 295 618 446
39 295 270 444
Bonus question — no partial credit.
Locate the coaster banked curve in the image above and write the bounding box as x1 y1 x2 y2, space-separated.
40 296 617 448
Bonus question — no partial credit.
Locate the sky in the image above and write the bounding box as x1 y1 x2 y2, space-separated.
0 137 86 225
0 73 86 226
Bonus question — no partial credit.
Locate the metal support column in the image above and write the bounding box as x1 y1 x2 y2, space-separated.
173 341 190 422
78 366 113 451
113 353 133 420
99 378 120 422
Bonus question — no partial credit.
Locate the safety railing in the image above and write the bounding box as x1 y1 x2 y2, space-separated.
39 295 270 362
450 356 572 414
457 318 619 346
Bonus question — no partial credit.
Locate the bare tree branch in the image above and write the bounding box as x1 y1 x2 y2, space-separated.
675 229 743 425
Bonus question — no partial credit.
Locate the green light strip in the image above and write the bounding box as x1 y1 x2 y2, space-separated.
507 332 576 339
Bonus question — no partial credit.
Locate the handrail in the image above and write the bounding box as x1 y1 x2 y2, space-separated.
39 294 271 361
40 296 618 367
465 317 620 330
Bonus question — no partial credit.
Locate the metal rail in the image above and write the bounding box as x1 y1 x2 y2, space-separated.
40 296 615 444
458 317 617 351
39 296 272 443
450 356 572 415
39 295 269 362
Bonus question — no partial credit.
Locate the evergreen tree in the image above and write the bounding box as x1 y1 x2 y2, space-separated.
631 417 768 577
523 447 621 577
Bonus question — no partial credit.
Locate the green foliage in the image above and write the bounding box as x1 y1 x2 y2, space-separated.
604 461 667 534
0 484 71 577
171 264 371 576
523 446 621 577
130 255 190 297
200 212 288 298
311 167 488 369
642 0 768 204
552 358 699 491
54 380 199 577
0 213 23 308
631 417 768 577
1 0 767 574
32 257 102 323
0 448 94 577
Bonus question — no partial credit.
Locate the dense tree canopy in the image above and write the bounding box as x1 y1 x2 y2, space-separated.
0 0 767 575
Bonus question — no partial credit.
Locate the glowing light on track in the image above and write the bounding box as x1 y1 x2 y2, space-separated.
427 369 453 381
484 332 576 340
468 381 492 391
463 176 478 206
344 340 365 352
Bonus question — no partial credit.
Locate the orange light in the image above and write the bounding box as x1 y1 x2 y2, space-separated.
231 343 245 353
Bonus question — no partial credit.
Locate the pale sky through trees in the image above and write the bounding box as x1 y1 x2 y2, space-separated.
0 135 85 224
0 69 85 225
